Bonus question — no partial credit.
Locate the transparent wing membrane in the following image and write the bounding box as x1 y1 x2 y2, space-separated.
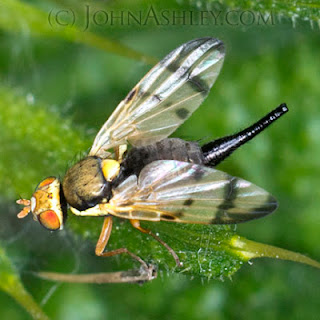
108 161 277 224
90 38 225 157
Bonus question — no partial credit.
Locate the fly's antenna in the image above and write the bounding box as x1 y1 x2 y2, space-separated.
16 199 31 218
202 103 289 166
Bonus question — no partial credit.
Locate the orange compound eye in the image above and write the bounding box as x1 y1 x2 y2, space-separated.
39 210 61 231
38 177 56 188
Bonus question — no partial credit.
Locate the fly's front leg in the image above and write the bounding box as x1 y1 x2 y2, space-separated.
35 216 157 285
96 216 149 270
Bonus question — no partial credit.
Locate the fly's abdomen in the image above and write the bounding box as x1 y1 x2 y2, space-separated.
154 138 204 164
62 156 111 211
115 138 204 185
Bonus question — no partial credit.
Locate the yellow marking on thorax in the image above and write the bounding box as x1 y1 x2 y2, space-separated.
70 205 107 216
101 159 120 181
69 201 120 216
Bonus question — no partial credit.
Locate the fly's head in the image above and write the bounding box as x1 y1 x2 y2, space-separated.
16 177 67 231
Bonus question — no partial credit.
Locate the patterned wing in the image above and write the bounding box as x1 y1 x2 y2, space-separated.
89 38 225 157
106 161 278 224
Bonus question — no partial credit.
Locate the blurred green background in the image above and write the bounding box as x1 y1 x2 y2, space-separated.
0 0 319 319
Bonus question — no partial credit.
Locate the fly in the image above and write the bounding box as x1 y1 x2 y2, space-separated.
17 37 288 270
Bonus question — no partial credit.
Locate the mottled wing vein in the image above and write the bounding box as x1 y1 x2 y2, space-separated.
109 160 278 224
133 91 204 125
89 38 225 157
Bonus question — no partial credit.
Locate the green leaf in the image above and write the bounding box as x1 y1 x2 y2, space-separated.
0 85 90 199
0 0 157 64
1 84 319 283
190 0 320 25
0 245 49 320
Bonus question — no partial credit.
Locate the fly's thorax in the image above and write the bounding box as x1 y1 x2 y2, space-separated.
62 156 120 212
30 177 67 231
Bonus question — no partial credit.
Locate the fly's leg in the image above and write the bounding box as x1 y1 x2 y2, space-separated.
35 216 157 284
96 216 149 270
130 219 182 267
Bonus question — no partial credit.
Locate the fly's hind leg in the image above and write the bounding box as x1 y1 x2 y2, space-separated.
130 219 182 267
96 216 149 270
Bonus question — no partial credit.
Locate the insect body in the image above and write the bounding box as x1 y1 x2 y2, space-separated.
17 38 288 267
